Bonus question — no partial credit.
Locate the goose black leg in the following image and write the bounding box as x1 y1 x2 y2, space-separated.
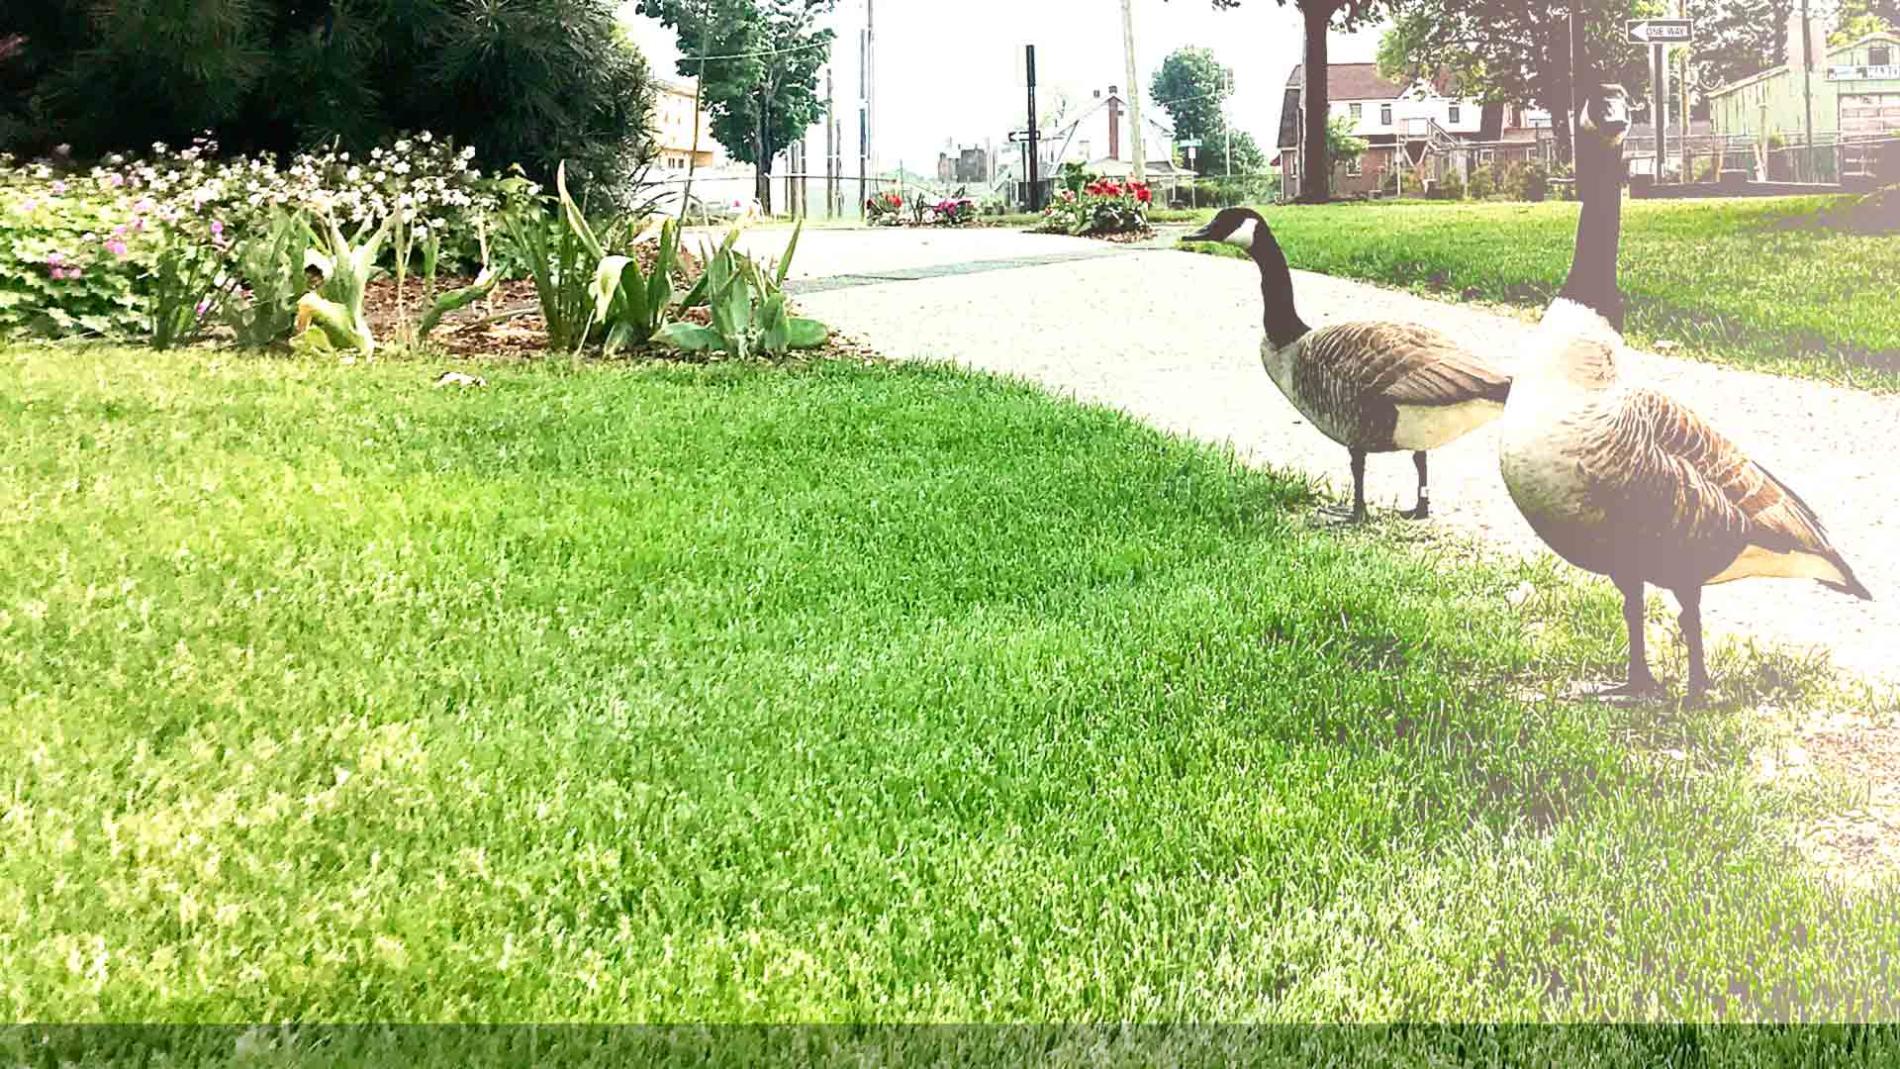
1599 574 1662 699
1349 448 1368 522
1402 451 1430 520
1675 585 1710 705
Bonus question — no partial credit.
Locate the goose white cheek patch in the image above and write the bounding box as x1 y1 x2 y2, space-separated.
1227 219 1258 250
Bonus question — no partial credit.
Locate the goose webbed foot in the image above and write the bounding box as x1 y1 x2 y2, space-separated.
1315 502 1369 526
1401 501 1431 521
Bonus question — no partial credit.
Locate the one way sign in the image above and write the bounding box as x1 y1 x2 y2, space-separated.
1627 19 1694 44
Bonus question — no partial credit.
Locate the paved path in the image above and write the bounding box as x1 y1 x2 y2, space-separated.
744 227 1899 687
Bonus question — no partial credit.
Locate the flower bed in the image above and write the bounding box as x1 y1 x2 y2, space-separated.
863 191 977 228
1 134 499 342
1038 179 1153 238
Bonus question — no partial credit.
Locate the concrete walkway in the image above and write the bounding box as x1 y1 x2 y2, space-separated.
749 227 1899 688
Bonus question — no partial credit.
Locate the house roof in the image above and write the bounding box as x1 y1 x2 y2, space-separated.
1283 63 1455 102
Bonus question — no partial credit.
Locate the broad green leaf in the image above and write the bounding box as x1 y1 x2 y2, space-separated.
655 323 723 352
785 317 829 349
556 163 605 261
592 255 634 320
774 218 803 288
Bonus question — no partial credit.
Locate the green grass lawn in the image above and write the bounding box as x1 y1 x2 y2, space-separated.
4 345 1899 1027
1180 196 1900 390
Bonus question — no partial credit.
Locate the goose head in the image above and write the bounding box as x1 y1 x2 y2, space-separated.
1576 84 1631 154
1184 207 1267 250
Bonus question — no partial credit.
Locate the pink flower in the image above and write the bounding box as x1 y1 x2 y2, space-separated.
135 198 155 213
50 180 67 195
45 251 65 267
131 217 147 233
105 238 128 258
107 174 125 188
194 297 212 319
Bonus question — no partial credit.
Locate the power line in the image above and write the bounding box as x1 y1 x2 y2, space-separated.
678 37 833 64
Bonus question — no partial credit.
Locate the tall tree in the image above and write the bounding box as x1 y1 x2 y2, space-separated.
1151 47 1230 149
1149 46 1264 175
637 0 837 213
1172 0 1384 202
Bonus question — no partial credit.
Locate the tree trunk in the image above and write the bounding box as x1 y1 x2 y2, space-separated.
1549 19 1574 168
754 95 774 215
1300 3 1332 203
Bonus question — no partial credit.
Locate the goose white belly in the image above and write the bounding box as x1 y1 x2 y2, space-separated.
1394 398 1506 452
1497 384 1618 570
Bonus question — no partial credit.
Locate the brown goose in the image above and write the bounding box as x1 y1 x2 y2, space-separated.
1186 208 1510 521
1497 76 1871 704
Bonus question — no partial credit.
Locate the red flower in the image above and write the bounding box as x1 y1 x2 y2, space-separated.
1134 187 1152 204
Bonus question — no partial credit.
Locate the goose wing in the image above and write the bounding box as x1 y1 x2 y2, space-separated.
1303 323 1510 406
1591 388 1870 597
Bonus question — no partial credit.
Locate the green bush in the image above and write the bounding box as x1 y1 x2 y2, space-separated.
3 0 656 196
1467 164 1497 200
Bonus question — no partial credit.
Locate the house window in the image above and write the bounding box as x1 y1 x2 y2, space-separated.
1346 156 1362 176
1380 104 1393 125
1448 104 1462 125
1872 46 1892 66
1350 103 1363 120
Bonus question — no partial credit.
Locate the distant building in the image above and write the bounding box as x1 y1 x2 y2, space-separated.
1040 86 1189 184
651 79 725 173
1708 32 1900 142
1277 63 1546 198
936 145 992 185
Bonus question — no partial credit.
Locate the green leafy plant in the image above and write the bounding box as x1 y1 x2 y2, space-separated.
296 215 391 356
221 208 310 349
146 230 228 350
658 220 826 359
500 171 595 353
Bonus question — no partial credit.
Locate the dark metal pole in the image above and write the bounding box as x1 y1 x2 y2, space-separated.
1653 43 1666 182
1026 44 1042 212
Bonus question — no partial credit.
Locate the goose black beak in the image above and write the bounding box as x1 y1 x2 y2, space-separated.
1184 222 1219 243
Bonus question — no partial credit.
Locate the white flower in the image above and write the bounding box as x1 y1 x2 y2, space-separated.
394 139 412 153
419 131 433 143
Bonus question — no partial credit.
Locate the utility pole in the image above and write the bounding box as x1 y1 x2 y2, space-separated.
1121 0 1146 182
858 0 875 215
825 67 837 218
1800 0 1814 151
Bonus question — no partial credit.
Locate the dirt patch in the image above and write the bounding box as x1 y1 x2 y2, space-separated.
360 275 546 358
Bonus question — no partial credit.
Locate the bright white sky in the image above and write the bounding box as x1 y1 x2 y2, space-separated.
619 0 1384 170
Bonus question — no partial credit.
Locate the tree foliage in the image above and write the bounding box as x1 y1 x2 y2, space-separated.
1378 0 1648 166
637 0 837 212
1149 47 1266 175
1694 0 1794 91
0 0 657 194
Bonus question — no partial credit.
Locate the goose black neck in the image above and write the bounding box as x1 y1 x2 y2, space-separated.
1558 141 1626 331
1249 223 1312 349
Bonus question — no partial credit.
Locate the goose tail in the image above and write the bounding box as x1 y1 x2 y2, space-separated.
1823 555 1874 602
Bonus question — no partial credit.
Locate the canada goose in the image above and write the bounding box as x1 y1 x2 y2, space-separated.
1186 207 1510 521
1497 79 1871 704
